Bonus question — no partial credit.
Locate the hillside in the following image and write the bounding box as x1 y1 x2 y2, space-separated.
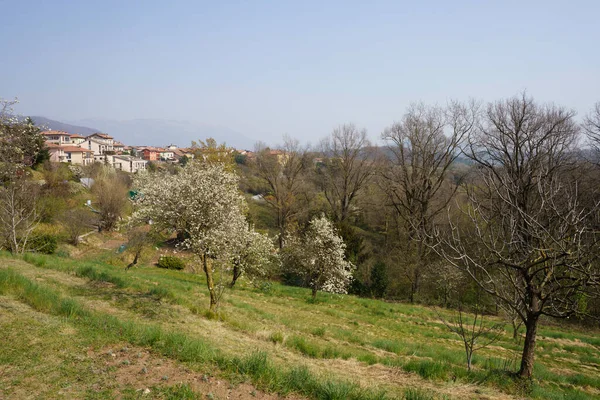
29 116 100 135
0 239 598 400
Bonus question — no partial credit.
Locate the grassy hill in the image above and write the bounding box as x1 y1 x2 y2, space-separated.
0 243 599 399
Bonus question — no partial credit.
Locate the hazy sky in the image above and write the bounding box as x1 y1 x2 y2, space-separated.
1 0 599 144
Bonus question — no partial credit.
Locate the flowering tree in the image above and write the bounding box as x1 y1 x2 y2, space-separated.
0 98 46 179
0 98 45 253
133 162 248 310
283 215 355 299
230 228 279 287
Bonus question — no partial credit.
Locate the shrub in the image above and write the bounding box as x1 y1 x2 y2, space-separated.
27 233 58 254
269 331 284 344
157 255 185 270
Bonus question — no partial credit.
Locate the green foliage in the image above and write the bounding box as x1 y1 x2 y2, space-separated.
27 233 58 254
370 261 388 298
37 195 67 223
157 255 186 270
234 153 247 165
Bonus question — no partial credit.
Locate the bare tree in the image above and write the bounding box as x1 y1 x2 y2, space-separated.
437 304 504 371
433 93 600 378
61 208 97 245
381 101 477 302
584 102 600 158
317 124 376 222
124 226 154 270
92 169 129 231
252 136 308 248
0 179 40 254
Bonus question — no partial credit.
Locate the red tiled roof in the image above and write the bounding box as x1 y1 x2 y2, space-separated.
70 134 85 138
48 145 93 153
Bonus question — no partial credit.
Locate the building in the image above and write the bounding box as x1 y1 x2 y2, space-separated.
69 134 86 145
173 148 195 161
110 155 147 173
47 144 94 165
113 141 125 153
139 147 160 161
86 133 114 146
42 131 72 145
160 148 174 160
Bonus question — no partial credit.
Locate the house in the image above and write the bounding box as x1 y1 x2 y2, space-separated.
160 148 174 161
47 144 94 165
269 149 289 164
113 141 125 153
173 148 195 161
84 138 112 159
69 134 86 145
86 133 114 146
139 147 160 161
109 155 147 173
42 131 72 145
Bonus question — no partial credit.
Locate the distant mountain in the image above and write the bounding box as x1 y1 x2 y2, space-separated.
69 118 257 150
30 116 99 136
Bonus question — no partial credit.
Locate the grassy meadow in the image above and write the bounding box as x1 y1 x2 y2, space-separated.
0 238 599 399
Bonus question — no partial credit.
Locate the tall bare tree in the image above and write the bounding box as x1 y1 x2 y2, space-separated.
317 124 376 222
434 93 600 378
584 102 600 157
381 101 477 302
252 136 308 248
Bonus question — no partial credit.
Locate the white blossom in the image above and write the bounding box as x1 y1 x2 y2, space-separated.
133 161 247 260
283 215 355 297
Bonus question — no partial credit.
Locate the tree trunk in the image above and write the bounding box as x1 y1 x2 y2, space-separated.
466 350 473 371
203 254 218 311
311 287 318 300
125 250 140 270
518 315 539 378
229 264 242 288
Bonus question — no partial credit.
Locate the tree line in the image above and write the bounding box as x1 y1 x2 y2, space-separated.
238 93 600 378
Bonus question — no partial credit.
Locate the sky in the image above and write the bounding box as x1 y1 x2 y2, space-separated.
1 0 599 145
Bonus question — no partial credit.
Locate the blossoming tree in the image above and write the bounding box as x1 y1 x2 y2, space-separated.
133 162 249 310
283 215 355 299
230 227 279 287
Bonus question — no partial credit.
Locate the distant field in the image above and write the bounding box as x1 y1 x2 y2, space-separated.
0 247 599 399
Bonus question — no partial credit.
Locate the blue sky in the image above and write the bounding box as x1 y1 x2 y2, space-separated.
1 0 598 144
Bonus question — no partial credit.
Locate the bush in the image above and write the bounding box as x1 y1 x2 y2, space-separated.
27 234 58 254
157 255 185 270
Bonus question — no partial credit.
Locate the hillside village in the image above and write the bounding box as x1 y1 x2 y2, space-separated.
42 130 236 172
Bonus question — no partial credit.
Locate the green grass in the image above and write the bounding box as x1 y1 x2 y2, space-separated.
0 267 392 400
2 250 600 400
